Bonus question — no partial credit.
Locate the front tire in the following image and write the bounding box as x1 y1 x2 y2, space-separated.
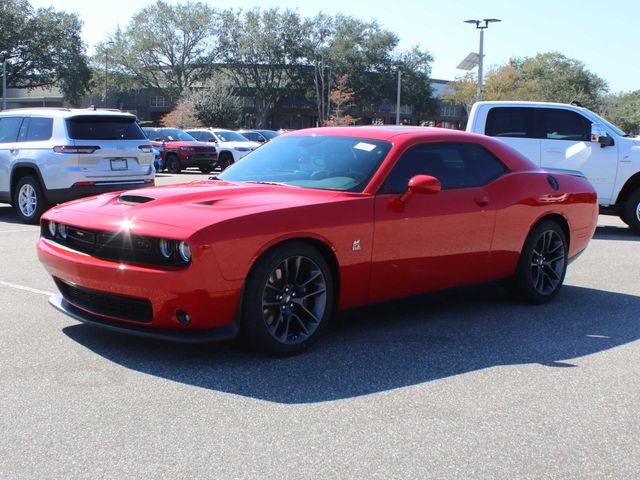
507 220 568 304
622 189 640 234
217 152 233 171
241 242 335 355
13 175 48 224
166 154 181 174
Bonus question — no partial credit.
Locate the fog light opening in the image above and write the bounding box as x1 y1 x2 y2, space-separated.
176 310 192 326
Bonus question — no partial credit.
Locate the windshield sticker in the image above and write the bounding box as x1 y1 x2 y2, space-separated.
354 142 376 152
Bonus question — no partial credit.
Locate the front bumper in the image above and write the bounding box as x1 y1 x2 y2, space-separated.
38 237 243 339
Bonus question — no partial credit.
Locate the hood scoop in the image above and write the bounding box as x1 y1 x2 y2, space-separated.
118 194 156 205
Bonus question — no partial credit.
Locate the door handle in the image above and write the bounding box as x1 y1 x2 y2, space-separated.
474 196 489 207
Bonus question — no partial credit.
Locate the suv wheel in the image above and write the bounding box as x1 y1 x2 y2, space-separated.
622 189 640 234
199 164 213 174
166 154 181 174
14 176 48 224
217 152 233 170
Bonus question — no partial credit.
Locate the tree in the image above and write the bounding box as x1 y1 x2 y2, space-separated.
444 52 608 111
602 90 640 135
187 73 243 128
326 75 357 126
393 47 436 122
217 8 305 128
96 0 219 99
0 0 91 105
160 98 198 129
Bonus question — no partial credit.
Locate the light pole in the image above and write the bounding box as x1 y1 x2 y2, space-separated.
1 51 12 111
104 41 114 108
464 18 501 101
395 65 402 125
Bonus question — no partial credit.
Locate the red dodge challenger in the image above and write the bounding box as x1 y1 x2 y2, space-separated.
37 127 598 355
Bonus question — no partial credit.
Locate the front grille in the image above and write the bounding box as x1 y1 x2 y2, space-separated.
55 278 153 323
193 147 216 153
42 222 186 267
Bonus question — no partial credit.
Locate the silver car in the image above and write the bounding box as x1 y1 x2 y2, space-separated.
0 108 154 223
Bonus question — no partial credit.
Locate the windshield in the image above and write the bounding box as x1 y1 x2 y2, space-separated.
144 128 196 142
214 131 251 142
218 135 392 192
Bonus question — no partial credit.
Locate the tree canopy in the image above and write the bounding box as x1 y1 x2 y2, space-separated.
0 0 91 105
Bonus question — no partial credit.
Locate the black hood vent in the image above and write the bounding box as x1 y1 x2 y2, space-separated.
118 194 155 205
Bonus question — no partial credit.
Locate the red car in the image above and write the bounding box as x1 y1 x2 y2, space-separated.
142 127 218 174
37 127 598 355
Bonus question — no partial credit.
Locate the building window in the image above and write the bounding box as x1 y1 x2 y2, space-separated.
150 96 169 108
440 104 457 117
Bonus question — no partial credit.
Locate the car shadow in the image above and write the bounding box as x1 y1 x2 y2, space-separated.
594 225 640 242
62 285 640 404
0 204 25 225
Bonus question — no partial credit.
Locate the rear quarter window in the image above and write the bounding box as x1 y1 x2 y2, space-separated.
66 116 146 140
485 107 536 138
25 117 53 141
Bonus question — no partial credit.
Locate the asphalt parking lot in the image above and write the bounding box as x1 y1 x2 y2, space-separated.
1 171 639 479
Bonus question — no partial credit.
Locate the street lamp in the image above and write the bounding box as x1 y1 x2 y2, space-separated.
395 65 402 125
1 51 13 111
104 41 114 108
464 18 501 101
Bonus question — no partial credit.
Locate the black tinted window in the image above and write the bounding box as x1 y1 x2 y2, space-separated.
382 142 508 193
26 117 53 141
67 116 145 140
0 117 24 143
543 109 591 141
485 107 536 138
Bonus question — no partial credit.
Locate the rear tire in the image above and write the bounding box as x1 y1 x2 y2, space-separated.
507 220 568 304
622 189 640 234
13 175 48 224
199 164 213 174
241 242 335 356
166 154 181 174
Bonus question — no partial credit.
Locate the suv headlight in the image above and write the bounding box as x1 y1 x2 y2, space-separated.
236 147 251 152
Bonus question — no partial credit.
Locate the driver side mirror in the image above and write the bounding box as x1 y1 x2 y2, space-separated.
207 138 218 143
591 123 614 148
398 175 441 203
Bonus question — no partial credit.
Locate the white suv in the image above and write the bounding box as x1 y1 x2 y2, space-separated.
186 128 261 169
0 108 154 223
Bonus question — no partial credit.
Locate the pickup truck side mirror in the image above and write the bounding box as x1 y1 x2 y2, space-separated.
591 123 615 148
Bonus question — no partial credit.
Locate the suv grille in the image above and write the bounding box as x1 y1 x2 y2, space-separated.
55 278 153 323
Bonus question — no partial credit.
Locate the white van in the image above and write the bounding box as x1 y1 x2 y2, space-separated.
466 101 640 232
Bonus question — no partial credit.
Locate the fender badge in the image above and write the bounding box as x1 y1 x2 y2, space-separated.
352 240 361 251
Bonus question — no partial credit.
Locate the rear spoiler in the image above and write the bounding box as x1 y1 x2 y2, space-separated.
543 168 585 178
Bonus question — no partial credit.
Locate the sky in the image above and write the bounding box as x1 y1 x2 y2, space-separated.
29 0 640 93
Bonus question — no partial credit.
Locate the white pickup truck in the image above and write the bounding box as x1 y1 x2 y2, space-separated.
466 101 640 233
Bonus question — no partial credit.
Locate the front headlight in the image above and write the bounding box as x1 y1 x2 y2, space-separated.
48 221 57 237
236 147 250 152
159 239 173 259
178 241 191 263
59 224 68 239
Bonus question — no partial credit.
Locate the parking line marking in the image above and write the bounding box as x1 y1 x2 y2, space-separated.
0 280 53 296
0 229 37 233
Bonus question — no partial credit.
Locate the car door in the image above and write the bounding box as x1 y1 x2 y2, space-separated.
0 116 25 198
369 142 506 303
539 108 618 204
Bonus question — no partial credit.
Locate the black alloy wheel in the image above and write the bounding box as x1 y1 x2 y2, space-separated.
166 154 181 174
242 242 334 355
199 164 213 174
508 220 568 304
217 153 233 171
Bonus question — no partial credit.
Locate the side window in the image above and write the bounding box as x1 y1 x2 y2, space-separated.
543 109 591 141
0 117 24 143
381 143 508 193
25 117 53 141
485 107 536 138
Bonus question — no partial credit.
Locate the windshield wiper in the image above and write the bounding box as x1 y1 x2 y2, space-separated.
245 181 292 187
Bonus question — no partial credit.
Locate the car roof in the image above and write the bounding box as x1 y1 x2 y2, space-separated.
0 108 137 118
284 126 479 142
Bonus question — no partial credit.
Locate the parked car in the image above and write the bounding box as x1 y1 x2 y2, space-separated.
186 128 261 169
0 108 154 224
152 147 164 172
142 127 218 174
237 129 281 143
38 126 597 355
466 101 640 233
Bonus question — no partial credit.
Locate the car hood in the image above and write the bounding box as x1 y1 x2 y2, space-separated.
45 181 344 235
